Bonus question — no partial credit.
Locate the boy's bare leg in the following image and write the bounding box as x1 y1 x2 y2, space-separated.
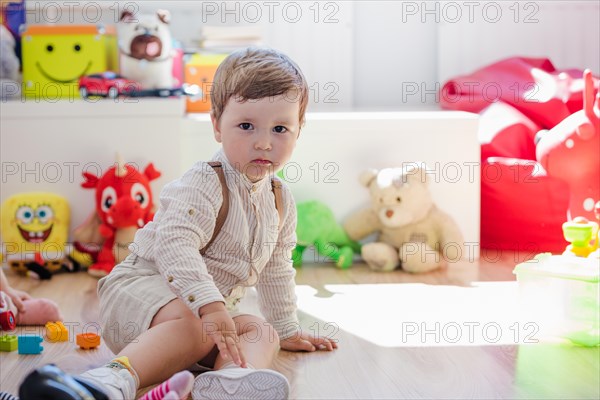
214 314 280 370
119 298 217 387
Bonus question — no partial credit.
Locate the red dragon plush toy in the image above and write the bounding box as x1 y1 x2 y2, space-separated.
75 155 161 277
536 69 600 221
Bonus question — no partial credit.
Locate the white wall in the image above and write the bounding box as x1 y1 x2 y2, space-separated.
0 99 185 232
437 1 600 83
1 102 480 258
182 111 481 257
23 1 600 110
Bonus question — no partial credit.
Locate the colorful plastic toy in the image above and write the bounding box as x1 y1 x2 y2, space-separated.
0 292 16 330
0 309 16 331
562 217 599 257
78 71 139 99
74 156 161 277
1 192 76 280
45 321 68 343
21 25 118 99
76 333 100 350
18 335 43 355
0 334 18 352
78 71 197 99
536 69 600 222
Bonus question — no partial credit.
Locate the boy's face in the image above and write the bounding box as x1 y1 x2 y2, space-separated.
212 92 301 183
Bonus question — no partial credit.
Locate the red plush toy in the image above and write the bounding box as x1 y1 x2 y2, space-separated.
76 156 161 277
536 69 600 221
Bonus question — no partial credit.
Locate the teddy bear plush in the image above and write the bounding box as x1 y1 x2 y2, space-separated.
343 164 464 273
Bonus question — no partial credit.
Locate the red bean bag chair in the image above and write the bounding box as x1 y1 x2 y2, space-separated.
440 58 597 252
441 57 596 128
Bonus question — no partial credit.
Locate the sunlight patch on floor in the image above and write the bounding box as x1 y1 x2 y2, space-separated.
295 282 547 347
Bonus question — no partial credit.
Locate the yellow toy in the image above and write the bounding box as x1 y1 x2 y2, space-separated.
1 192 76 279
21 25 118 99
45 321 68 342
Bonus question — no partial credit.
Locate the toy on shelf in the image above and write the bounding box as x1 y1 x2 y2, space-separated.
18 335 43 355
0 334 17 352
76 333 100 350
184 53 228 112
118 9 177 90
0 24 21 100
21 25 118 99
78 71 139 99
344 164 464 273
45 321 68 343
73 155 161 277
562 216 599 258
1 192 78 280
78 71 199 99
293 201 361 269
536 69 600 222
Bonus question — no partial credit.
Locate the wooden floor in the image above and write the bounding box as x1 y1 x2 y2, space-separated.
1 250 599 399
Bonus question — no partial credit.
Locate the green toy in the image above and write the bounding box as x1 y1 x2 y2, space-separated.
293 201 361 269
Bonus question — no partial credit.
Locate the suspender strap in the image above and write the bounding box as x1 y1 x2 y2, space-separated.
271 178 284 232
200 162 229 255
199 162 284 255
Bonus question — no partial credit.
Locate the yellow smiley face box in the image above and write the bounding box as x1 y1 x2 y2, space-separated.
21 25 118 99
1 192 70 275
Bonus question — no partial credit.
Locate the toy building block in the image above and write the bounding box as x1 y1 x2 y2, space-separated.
76 333 100 350
184 53 228 112
0 334 18 352
18 335 43 355
46 321 68 342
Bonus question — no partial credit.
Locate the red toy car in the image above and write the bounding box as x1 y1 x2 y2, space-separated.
78 71 140 99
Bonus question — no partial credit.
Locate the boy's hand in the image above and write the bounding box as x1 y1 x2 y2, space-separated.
280 331 338 352
199 302 247 368
4 287 30 314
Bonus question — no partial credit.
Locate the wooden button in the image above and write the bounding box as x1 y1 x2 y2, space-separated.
188 209 195 215
188 295 195 302
167 276 174 283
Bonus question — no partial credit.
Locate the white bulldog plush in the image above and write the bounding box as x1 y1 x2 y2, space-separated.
118 10 175 89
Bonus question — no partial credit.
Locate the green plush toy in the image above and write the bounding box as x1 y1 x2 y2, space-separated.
293 201 361 269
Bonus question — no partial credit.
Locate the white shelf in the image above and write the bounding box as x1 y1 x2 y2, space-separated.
2 97 185 119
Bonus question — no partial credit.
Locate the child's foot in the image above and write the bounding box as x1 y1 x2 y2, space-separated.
78 366 137 400
16 298 62 325
192 367 289 400
139 370 194 400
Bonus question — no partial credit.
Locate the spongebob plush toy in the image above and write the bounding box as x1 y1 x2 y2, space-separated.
1 192 75 279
